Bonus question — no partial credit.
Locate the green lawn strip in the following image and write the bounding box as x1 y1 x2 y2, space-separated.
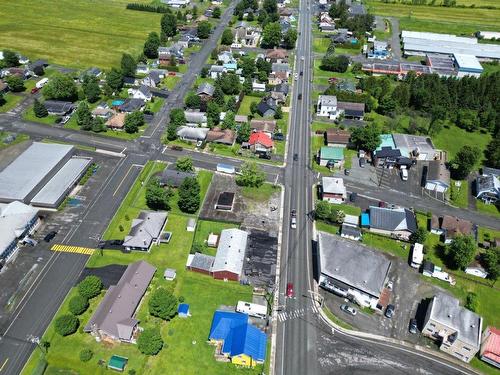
322 305 353 330
162 76 181 91
316 222 340 236
22 107 58 125
471 357 500 375
0 93 23 113
312 121 334 132
102 161 166 241
275 140 285 156
448 179 468 208
335 47 361 55
432 127 492 162
476 201 500 218
146 98 165 113
169 170 213 216
313 37 330 54
241 183 279 202
477 227 500 243
192 220 240 256
0 133 30 150
360 232 408 259
343 149 356 169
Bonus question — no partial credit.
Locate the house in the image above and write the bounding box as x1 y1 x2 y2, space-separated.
425 161 450 194
368 40 389 59
184 111 208 126
83 67 102 79
279 19 292 33
136 64 149 75
176 126 209 143
206 127 236 146
105 113 126 130
164 268 176 281
0 201 40 262
319 22 336 33
208 310 267 367
84 261 156 343
325 129 350 148
422 293 482 363
163 0 190 8
211 228 248 281
271 63 291 78
215 192 235 211
480 326 500 368
92 106 115 120
158 45 183 66
268 72 288 85
142 71 163 88
209 65 227 79
235 115 248 124
223 61 238 72
252 81 266 92
373 147 402 168
43 100 75 116
157 167 196 188
218 51 235 65
186 252 215 275
318 146 344 167
118 98 145 113
273 83 289 96
349 3 366 16
257 97 278 117
317 95 338 119
318 232 391 308
392 133 441 161
196 82 215 100
476 174 500 204
249 132 274 155
465 260 489 279
270 91 286 104
234 22 261 47
123 211 168 251
123 76 136 86
129 85 152 101
338 101 365 119
430 215 473 244
341 224 361 241
321 177 346 204
368 206 417 240
482 167 500 177
266 49 289 64
250 119 276 138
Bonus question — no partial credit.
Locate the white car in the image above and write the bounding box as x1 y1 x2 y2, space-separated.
301 56 305 61
291 217 297 229
401 169 408 181
294 73 298 80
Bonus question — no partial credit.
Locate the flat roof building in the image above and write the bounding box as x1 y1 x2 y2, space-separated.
212 228 248 281
453 54 483 77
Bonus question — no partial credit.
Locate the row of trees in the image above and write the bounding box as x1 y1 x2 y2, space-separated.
328 0 374 36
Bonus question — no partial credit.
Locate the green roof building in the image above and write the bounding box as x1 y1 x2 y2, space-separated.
319 146 344 167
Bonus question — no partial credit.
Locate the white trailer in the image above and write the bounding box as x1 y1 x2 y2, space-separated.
36 78 49 89
217 163 235 174
236 301 267 319
411 243 423 268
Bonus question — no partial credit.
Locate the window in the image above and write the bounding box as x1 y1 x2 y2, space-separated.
429 323 436 328
454 352 463 358
427 328 433 333
463 347 471 352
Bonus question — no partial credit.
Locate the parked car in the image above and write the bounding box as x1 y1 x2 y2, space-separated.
24 238 38 246
168 71 176 76
340 304 357 316
378 201 386 208
273 133 284 141
43 231 57 242
349 192 357 202
170 145 183 151
359 158 366 168
291 217 297 229
385 304 395 318
300 71 303 76
344 168 350 175
294 73 298 80
286 282 294 298
401 168 408 181
61 115 71 125
31 87 39 94
409 318 418 334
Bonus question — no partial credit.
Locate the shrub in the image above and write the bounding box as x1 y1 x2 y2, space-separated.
465 292 479 312
149 288 178 320
78 275 103 299
79 348 93 362
137 328 163 355
54 314 79 336
69 295 89 315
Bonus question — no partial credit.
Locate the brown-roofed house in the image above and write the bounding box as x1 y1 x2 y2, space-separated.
430 215 473 244
268 71 288 85
234 115 248 124
106 113 126 129
266 49 289 63
206 127 236 146
250 119 276 138
325 129 350 148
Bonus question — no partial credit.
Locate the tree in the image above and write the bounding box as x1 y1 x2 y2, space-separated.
240 57 256 78
146 177 171 210
75 102 93 131
236 162 265 187
2 50 19 67
176 157 194 172
178 176 201 213
185 92 201 109
258 9 268 24
258 69 268 82
484 247 499 280
33 65 45 76
446 235 476 270
161 12 177 38
192 5 198 17
377 95 396 115
82 75 101 103
69 295 89 315
213 6 221 18
456 109 479 132
247 11 254 21
274 106 283 120
200 66 209 78
170 107 186 127
144 32 160 58
78 275 102 299
250 101 258 114
217 72 241 95
237 122 251 143
409 227 427 244
106 68 124 93
283 29 297 49
137 328 163 355
314 200 331 221
121 53 137 77
221 28 234 45
149 288 178 320
54 314 79 336
263 0 278 14
261 22 282 48
465 292 479 312
5 75 25 92
321 55 349 73
79 348 93 362
222 110 235 130
43 74 78 101
207 101 221 126
33 99 48 118
124 111 145 133
391 84 410 109
256 58 272 75
350 125 381 151
197 21 212 39
450 145 479 180
91 116 106 133
226 96 237 112
213 84 225 106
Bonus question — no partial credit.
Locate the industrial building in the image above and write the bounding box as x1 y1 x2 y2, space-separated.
0 142 92 208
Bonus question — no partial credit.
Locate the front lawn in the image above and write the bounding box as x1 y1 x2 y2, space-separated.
448 180 468 208
162 76 181 91
241 183 279 202
0 93 23 113
476 201 500 218
360 232 408 259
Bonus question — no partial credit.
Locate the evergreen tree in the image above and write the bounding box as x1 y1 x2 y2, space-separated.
33 99 48 118
121 53 137 77
144 32 160 58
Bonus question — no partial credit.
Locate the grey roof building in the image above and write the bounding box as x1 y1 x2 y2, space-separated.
318 232 391 308
186 252 215 274
44 100 75 116
158 167 196 188
368 206 417 240
118 98 145 113
425 161 450 193
84 261 156 343
482 167 500 177
212 228 248 281
123 211 168 251
184 110 207 124
476 174 500 203
392 133 439 161
196 82 215 97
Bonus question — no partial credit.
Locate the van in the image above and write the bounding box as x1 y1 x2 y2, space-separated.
36 78 49 89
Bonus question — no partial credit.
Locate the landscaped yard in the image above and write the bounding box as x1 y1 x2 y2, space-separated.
0 93 23 113
360 232 408 259
476 201 500 218
448 180 469 209
0 0 162 69
237 95 259 116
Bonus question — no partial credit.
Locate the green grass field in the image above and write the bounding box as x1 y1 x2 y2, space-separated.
476 201 500 218
0 93 23 113
0 0 162 69
432 126 491 162
448 180 469 208
192 220 240 256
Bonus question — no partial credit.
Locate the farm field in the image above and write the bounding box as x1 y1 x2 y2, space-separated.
365 1 500 34
0 0 161 69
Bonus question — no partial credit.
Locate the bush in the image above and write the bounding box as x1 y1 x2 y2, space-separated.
69 295 89 315
79 348 93 362
54 314 79 336
78 275 103 299
465 292 479 312
149 288 178 320
126 3 171 13
137 328 163 355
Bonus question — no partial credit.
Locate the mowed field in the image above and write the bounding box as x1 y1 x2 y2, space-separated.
365 1 500 34
0 0 161 69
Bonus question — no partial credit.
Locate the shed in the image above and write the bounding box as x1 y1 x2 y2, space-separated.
341 224 361 241
215 192 235 211
344 214 359 226
187 218 196 232
360 213 370 227
108 355 128 372
178 303 190 318
207 233 219 247
164 268 176 281
422 260 435 277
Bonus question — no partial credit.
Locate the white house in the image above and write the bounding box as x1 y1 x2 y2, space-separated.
128 85 152 101
209 65 227 79
317 95 340 119
321 177 346 204
252 81 266 92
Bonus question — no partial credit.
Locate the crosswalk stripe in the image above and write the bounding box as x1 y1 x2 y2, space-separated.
50 244 95 256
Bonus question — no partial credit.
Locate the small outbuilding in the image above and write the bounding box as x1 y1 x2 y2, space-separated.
207 233 219 247
164 268 177 281
178 303 190 318
108 355 128 372
187 218 196 232
215 192 235 211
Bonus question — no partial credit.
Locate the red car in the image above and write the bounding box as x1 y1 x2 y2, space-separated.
168 71 176 76
31 87 40 94
286 283 294 298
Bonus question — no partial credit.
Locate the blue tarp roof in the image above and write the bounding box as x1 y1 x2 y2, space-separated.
361 213 370 226
208 310 267 362
178 303 189 314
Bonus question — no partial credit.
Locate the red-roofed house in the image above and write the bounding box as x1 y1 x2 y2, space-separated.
249 131 273 155
481 326 500 368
